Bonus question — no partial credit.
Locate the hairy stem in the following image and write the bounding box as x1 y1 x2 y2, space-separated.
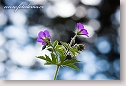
70 34 77 46
65 34 77 55
53 65 60 80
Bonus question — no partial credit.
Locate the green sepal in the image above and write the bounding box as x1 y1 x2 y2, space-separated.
42 45 46 50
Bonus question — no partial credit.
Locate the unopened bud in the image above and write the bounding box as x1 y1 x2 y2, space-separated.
77 44 85 51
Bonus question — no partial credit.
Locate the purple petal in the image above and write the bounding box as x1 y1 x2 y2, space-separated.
81 29 89 37
37 38 42 42
44 30 51 38
81 29 88 34
38 31 46 38
42 41 46 45
37 38 46 45
77 23 84 30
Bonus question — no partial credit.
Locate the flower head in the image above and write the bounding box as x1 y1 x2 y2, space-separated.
37 30 51 45
77 23 89 37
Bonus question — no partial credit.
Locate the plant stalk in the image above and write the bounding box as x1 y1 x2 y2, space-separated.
53 65 60 80
70 34 77 46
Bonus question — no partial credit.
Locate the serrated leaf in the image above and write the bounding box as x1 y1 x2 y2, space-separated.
60 41 70 49
44 62 54 65
37 56 46 60
47 48 53 52
62 59 80 65
59 51 66 64
51 53 57 64
70 47 79 57
53 40 58 48
63 63 79 70
55 44 66 63
45 55 52 63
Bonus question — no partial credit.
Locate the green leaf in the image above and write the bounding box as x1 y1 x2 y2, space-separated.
60 41 70 49
44 62 54 65
62 59 80 65
53 40 59 48
70 47 79 57
59 51 66 64
37 56 46 60
45 55 52 63
55 45 65 53
51 53 57 64
63 63 79 70
47 47 53 52
55 45 66 63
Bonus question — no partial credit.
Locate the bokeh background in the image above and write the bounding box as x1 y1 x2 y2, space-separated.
0 0 120 80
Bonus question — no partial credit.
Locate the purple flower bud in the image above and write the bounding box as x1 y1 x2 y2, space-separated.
37 30 51 45
77 23 89 37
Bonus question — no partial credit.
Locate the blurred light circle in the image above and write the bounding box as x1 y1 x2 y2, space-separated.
9 11 27 26
81 0 102 6
113 59 120 72
28 0 46 4
28 25 53 39
54 1 76 18
117 45 120 54
3 25 28 45
94 74 108 80
7 68 30 80
4 0 18 5
86 33 97 43
117 27 120 36
95 37 111 54
28 70 52 80
44 5 58 18
0 12 8 26
88 19 101 31
75 5 86 18
0 63 5 75
0 49 7 62
65 20 76 31
83 63 97 76
96 59 110 72
9 45 36 67
61 69 76 80
86 8 100 19
6 60 18 72
78 50 96 64
0 33 6 47
54 24 65 33
76 73 91 80
115 7 120 24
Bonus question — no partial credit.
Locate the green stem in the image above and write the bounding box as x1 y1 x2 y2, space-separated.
70 34 77 46
53 65 60 80
65 34 77 55
52 45 59 62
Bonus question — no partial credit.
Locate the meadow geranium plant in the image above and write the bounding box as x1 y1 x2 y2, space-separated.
36 23 89 80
